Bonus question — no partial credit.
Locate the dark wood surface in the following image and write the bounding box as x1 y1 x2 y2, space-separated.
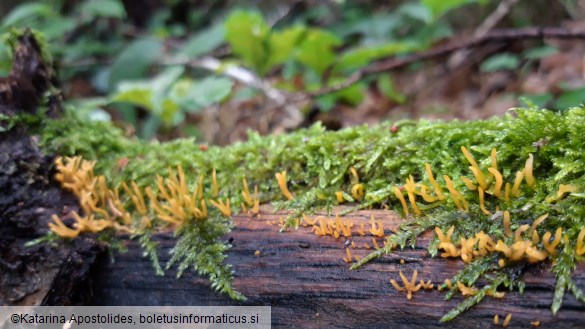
89 205 585 329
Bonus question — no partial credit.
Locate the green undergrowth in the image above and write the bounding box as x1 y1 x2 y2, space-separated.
34 105 585 319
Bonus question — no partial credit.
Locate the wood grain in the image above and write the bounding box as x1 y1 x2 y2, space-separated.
89 205 585 329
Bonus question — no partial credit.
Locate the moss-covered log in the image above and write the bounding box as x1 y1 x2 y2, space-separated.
89 205 585 329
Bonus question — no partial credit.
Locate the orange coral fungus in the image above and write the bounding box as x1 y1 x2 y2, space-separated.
390 270 423 299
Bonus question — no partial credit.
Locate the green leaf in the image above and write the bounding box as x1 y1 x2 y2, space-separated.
480 53 520 72
266 25 306 70
185 76 234 109
112 82 155 111
335 83 366 106
224 10 269 74
1 3 54 28
334 42 417 73
519 93 553 108
296 29 341 77
80 0 125 20
108 38 163 91
554 87 585 109
398 2 433 23
378 74 407 104
422 0 479 19
179 22 225 58
522 45 558 60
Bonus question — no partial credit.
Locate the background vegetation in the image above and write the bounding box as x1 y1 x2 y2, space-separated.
2 0 585 144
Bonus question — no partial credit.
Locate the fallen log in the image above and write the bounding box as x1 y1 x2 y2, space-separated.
89 205 585 329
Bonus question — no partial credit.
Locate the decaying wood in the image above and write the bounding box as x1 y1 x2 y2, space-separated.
0 29 103 306
90 205 585 329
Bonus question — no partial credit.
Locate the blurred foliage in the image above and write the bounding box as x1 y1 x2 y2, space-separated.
1 0 584 139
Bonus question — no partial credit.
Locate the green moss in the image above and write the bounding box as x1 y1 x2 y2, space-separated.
36 105 585 318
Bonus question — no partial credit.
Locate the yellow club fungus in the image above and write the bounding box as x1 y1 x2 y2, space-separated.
460 237 477 263
351 183 364 202
212 168 219 198
335 191 344 203
343 247 353 263
504 182 511 203
456 281 478 296
425 163 445 200
275 171 294 200
487 289 505 298
577 228 585 256
543 228 563 256
514 224 530 243
393 186 409 216
550 184 579 203
241 177 253 206
435 226 460 258
503 211 513 237
372 238 380 250
524 154 535 187
444 279 453 289
478 187 490 215
210 198 231 217
503 313 512 327
490 148 498 170
487 167 503 197
350 167 359 185
404 176 422 216
420 279 434 290
494 315 499 325
357 223 365 236
461 146 488 189
512 171 524 197
460 176 477 191
390 270 422 300
443 175 468 212
49 214 81 238
369 215 384 237
530 213 548 240
525 244 548 263
419 185 438 202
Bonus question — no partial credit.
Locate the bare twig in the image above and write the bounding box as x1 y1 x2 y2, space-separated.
447 0 520 69
309 27 585 98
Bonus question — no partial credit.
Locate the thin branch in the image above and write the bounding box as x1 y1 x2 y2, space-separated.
447 0 520 69
309 27 585 98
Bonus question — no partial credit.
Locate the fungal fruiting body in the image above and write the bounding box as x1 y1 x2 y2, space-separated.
389 270 422 299
50 157 237 239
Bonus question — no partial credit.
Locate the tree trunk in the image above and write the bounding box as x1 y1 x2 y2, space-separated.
89 205 585 329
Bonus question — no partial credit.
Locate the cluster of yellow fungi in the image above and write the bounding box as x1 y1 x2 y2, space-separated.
392 147 540 217
389 270 434 300
50 156 233 238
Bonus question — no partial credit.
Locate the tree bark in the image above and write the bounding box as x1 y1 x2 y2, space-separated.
89 205 585 329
